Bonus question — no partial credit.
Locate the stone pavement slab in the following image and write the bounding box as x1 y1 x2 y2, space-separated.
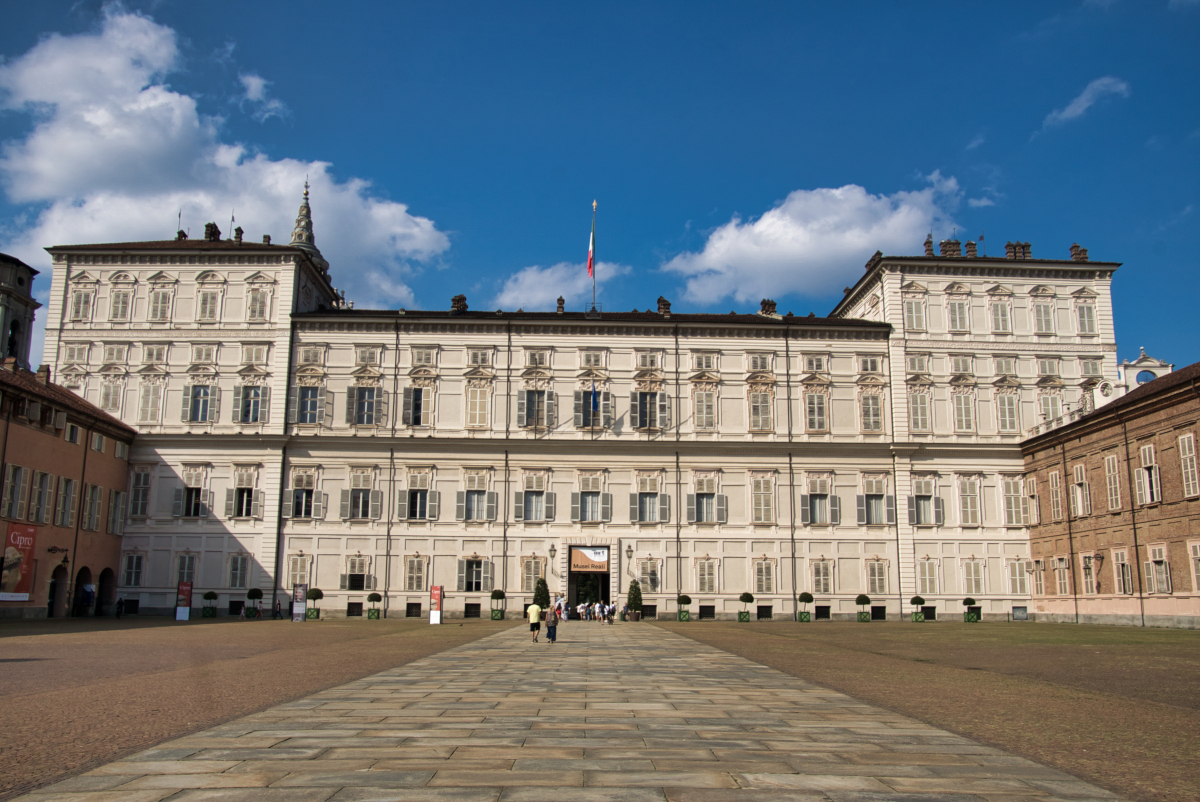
14 623 1126 801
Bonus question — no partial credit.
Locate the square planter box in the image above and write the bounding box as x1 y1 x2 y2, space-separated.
857 611 870 623
678 610 690 622
367 608 380 619
912 611 925 622
737 611 751 622
797 611 811 622
964 611 980 623
491 609 504 620
201 607 217 618
305 608 320 620
629 611 640 622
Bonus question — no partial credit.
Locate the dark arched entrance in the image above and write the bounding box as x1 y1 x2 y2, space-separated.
97 568 116 616
47 564 68 618
73 566 93 617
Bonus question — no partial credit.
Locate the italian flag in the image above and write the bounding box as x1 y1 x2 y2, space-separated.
587 216 596 278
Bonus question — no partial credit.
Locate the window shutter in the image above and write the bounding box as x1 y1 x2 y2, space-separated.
339 574 348 590
456 559 466 591
601 492 612 522
716 494 728 524
282 486 293 519
428 491 440 520
401 387 413 425
225 488 236 518
907 496 917 525
514 492 525 522
396 491 408 520
517 391 527 427
629 391 640 427
628 493 639 522
377 391 388 427
886 495 896 524
310 492 325 520
856 495 866 525
934 496 945 526
545 392 556 427
15 470 28 520
482 560 494 592
286 387 299 423
370 489 383 520
544 492 555 521
316 386 328 423
339 489 351 519
249 489 263 519
172 487 184 517
830 495 841 526
181 385 192 421
659 493 670 523
345 388 356 424
256 386 270 424
800 494 810 525
1143 561 1155 593
1163 562 1173 592
658 392 670 429
455 491 466 521
573 390 584 427
686 493 696 523
67 482 78 528
232 386 243 423
420 389 432 426
486 491 498 521
570 492 581 522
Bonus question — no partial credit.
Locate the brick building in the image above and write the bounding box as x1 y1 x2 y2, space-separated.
1022 359 1200 628
0 251 136 619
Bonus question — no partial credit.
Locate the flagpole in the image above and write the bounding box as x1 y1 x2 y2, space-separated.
591 200 597 312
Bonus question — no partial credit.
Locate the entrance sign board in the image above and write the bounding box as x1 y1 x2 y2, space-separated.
175 580 192 621
570 547 609 572
430 585 443 624
0 524 37 601
292 583 308 622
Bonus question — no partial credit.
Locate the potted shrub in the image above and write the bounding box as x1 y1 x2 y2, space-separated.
246 587 263 618
856 594 871 623
490 588 506 620
738 592 754 623
963 597 981 623
798 592 813 622
626 580 643 622
367 592 382 619
910 595 926 622
306 587 323 619
201 590 218 618
677 594 692 622
533 578 551 612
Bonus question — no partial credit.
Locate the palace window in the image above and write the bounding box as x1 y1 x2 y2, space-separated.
469 349 491 366
755 560 775 594
177 553 196 584
802 475 837 526
994 356 1017 376
1033 302 1055 334
516 474 552 523
412 348 436 367
903 299 925 331
575 388 611 428
1081 357 1103 377
1145 546 1172 594
70 291 93 321
947 300 970 332
458 474 495 522
909 478 940 526
1082 555 1096 595
688 476 725 524
1104 454 1121 510
633 476 667 523
906 354 928 373
990 301 1011 333
631 391 668 430
109 290 132 322
638 559 659 593
805 393 827 432
297 386 326 425
963 560 983 595
1039 394 1062 422
123 554 143 587
859 394 882 432
997 394 1020 434
804 355 825 373
343 472 379 520
581 350 603 368
197 290 220 322
573 475 608 523
952 394 975 432
402 387 431 426
867 561 888 595
959 477 980 526
812 560 833 594
909 392 930 432
129 468 150 518
54 478 78 527
148 290 172 322
1114 551 1133 594
1070 465 1093 517
405 556 426 591
230 555 249 589
1048 471 1063 520
694 353 716 371
1008 561 1027 595
638 352 659 369
918 560 938 594
751 476 774 524
950 355 973 374
1076 303 1097 335
1003 476 1027 526
697 559 717 594
749 391 772 431
858 475 891 526
859 356 880 374
1134 444 1162 505
467 387 489 427
247 289 268 321
1179 434 1198 498
748 353 771 372
289 472 318 520
519 389 555 428
693 390 716 429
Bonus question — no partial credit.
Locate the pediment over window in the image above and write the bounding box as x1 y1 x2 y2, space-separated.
465 365 496 380
147 271 177 284
244 271 276 284
906 374 933 388
1070 287 1098 298
1029 285 1056 297
949 374 976 388
196 271 226 284
237 364 269 379
856 375 887 388
351 364 383 380
632 368 663 382
186 364 217 377
688 370 722 384
409 366 440 381
135 364 168 377
1035 376 1063 389
986 284 1012 296
746 371 776 385
109 272 137 284
800 373 830 388
295 364 325 380
97 364 127 376
900 280 928 293
944 282 971 295
70 271 98 284
992 375 1022 389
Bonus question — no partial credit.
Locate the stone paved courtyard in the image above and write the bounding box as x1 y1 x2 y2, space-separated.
16 622 1124 802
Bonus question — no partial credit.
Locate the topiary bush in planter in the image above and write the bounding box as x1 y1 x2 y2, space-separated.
533 578 551 610
306 587 323 619
856 594 871 623
246 588 263 619
963 597 980 623
798 592 813 622
490 588 506 620
367 592 382 619
677 594 692 622
202 590 218 618
738 592 754 623
627 580 643 621
910 595 926 622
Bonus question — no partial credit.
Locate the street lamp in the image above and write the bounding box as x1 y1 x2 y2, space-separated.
548 544 556 560
625 544 633 560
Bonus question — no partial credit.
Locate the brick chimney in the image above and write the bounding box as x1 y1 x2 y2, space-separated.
1069 243 1089 262
924 234 934 257
203 222 221 242
450 294 468 314
233 226 243 244
657 296 672 315
939 239 962 257
964 240 977 258
35 364 50 384
556 296 565 314
760 298 777 316
262 235 271 245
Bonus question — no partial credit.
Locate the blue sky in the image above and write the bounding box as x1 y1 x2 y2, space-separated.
1 1 1197 366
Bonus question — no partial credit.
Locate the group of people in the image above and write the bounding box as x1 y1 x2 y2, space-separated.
525 596 620 643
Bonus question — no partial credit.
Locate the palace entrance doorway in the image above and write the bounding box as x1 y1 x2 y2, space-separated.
566 546 609 617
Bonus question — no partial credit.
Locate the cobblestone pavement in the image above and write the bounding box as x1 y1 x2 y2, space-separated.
16 621 1125 802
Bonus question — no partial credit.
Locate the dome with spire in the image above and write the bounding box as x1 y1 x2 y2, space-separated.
289 182 329 273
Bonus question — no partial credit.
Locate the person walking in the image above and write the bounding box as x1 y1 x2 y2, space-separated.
526 601 542 643
272 599 282 620
544 604 558 644
114 597 124 620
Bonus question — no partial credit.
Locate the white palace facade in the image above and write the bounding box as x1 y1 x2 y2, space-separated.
42 196 1122 620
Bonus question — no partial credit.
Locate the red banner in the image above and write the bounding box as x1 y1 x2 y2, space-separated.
176 581 193 609
430 585 443 612
1 524 37 601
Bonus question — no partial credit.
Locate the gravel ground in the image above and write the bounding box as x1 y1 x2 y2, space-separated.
656 619 1199 802
0 615 513 800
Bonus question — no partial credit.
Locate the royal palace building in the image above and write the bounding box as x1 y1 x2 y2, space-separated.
41 193 1124 621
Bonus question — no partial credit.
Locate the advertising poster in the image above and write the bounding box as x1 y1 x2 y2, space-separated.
570 546 609 572
175 580 192 621
0 524 37 602
430 585 443 625
292 583 308 622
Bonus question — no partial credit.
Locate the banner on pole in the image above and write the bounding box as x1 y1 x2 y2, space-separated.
430 585 443 625
0 524 37 601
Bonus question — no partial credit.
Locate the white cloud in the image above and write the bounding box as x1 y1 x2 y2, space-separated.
661 173 960 305
967 197 996 208
239 73 288 121
965 134 985 150
493 261 631 311
0 9 448 365
1042 76 1131 128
